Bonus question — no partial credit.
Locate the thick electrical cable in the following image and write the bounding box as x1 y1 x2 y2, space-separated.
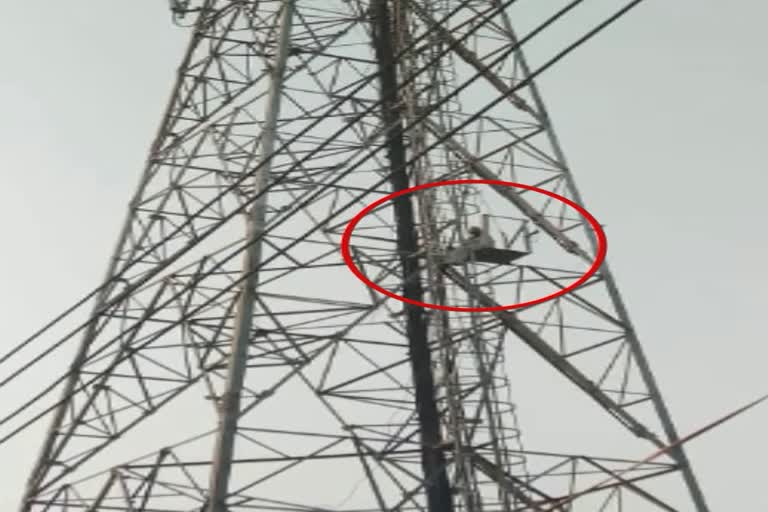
0 0 509 384
2 0 628 446
0 0 524 444
9 0 647 491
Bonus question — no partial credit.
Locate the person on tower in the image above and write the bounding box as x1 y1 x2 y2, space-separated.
444 226 495 264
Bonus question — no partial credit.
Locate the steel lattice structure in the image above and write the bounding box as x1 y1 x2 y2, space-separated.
2 1 710 511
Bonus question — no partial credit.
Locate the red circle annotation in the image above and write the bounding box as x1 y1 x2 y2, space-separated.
341 179 607 312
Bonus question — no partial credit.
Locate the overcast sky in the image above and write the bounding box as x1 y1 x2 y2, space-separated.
0 1 766 509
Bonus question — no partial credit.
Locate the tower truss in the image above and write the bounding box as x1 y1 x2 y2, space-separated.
3 1 709 511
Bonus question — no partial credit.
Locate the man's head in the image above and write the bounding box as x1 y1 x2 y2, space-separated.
468 226 483 237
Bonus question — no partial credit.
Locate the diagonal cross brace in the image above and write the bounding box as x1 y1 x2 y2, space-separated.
470 452 560 512
439 265 664 448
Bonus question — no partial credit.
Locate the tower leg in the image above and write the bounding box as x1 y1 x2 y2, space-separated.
489 5 711 509
205 2 296 511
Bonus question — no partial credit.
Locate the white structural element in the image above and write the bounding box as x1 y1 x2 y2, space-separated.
445 226 496 264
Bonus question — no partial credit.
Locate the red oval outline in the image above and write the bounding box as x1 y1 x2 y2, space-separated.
341 179 607 312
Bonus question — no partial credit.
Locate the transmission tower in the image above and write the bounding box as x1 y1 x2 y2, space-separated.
5 1 710 511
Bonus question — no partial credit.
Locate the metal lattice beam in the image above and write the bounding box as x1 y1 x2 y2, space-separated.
1 2 710 511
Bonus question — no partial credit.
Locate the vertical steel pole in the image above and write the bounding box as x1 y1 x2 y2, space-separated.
370 2 454 511
205 2 295 511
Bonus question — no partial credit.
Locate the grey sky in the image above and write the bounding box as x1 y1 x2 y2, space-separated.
0 1 766 509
